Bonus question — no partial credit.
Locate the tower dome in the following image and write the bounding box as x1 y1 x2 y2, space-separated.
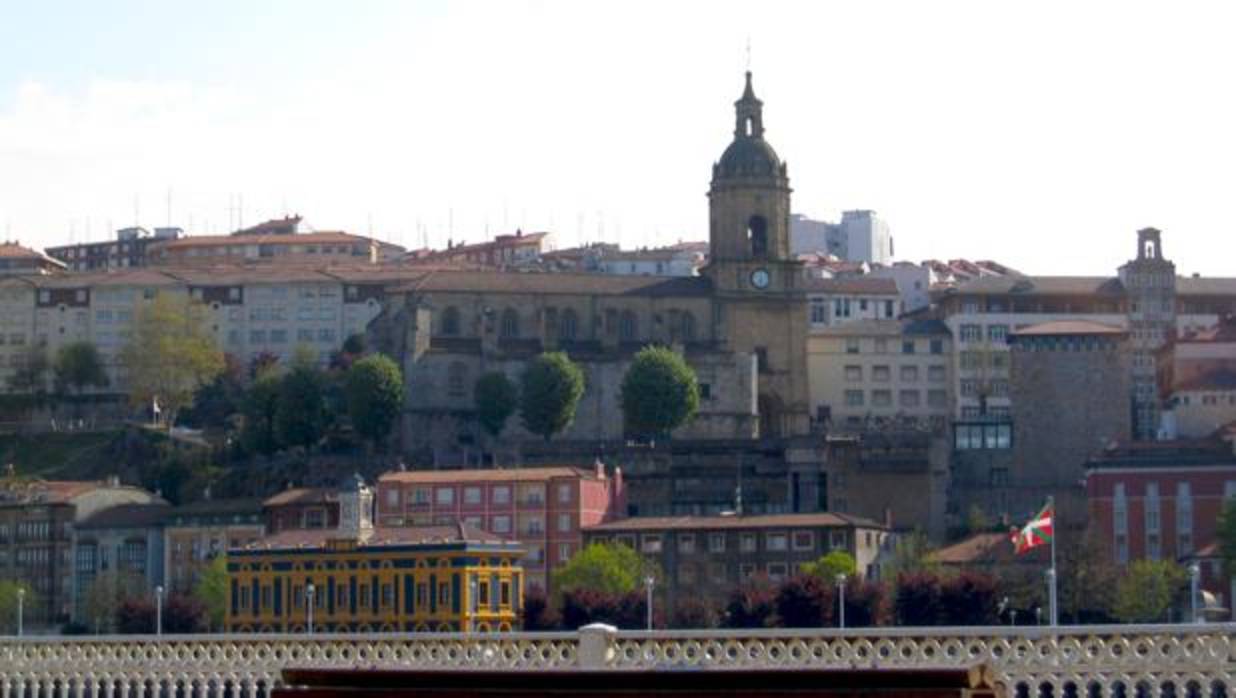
712 71 787 182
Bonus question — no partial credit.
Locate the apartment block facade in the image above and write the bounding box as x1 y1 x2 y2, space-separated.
374 465 626 593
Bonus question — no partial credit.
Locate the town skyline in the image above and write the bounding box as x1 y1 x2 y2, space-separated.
3 1 1236 276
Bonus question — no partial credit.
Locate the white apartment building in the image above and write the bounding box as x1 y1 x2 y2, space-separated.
790 211 892 264
805 277 901 330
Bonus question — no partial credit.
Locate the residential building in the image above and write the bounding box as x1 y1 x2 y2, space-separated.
805 277 901 329
583 512 889 616
0 242 66 275
375 464 626 593
1157 316 1236 439
1084 438 1236 617
71 502 171 623
935 228 1236 424
45 226 179 272
595 242 708 277
163 497 264 595
226 478 524 632
147 230 385 267
867 259 1020 314
790 211 892 264
406 230 547 268
0 473 158 628
263 487 341 533
806 318 952 431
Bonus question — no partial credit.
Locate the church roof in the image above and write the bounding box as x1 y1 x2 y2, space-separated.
393 269 713 298
716 137 782 179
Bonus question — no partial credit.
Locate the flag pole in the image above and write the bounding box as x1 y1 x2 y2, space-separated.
1048 495 1058 626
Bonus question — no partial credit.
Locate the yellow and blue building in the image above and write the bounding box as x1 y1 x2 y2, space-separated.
226 476 524 633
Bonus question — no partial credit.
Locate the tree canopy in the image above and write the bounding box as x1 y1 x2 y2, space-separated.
6 345 50 395
800 550 857 580
119 293 224 425
54 341 108 395
620 346 699 439
345 354 405 446
474 371 518 438
520 352 585 441
241 370 282 456
1112 559 1186 623
275 365 329 449
551 542 657 598
1219 498 1236 579
195 554 230 631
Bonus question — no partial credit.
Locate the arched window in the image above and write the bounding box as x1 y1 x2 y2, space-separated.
500 308 519 338
559 309 578 341
680 312 697 343
441 306 461 337
619 310 637 342
747 216 768 258
447 361 467 398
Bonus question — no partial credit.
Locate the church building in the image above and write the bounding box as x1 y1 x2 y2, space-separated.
371 72 811 453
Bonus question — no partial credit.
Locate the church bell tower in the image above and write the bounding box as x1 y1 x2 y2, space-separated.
704 72 809 438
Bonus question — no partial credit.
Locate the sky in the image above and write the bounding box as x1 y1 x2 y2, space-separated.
2 1 1235 276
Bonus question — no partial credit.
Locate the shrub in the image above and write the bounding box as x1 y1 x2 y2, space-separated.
775 574 834 628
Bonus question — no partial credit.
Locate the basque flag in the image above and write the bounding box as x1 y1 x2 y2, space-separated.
1010 501 1054 555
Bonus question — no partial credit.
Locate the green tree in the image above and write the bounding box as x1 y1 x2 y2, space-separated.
884 529 937 579
475 371 518 438
81 570 144 633
54 341 108 396
552 542 658 598
0 580 33 634
345 354 405 448
242 369 282 455
195 554 230 631
342 333 366 355
1219 498 1236 579
520 351 585 441
801 550 857 580
275 365 328 449
620 346 700 440
6 345 50 396
1112 559 1187 623
120 294 225 427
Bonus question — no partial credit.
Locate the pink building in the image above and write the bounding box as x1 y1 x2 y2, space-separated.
375 464 625 592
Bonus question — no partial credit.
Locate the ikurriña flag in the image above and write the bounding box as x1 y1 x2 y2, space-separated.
1009 501 1054 555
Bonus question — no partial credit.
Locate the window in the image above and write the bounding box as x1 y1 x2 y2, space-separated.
792 531 815 551
559 309 578 341
900 365 919 382
464 487 482 505
829 531 847 550
767 562 788 582
739 563 757 579
899 390 920 408
557 513 572 532
872 365 890 382
386 489 400 507
492 515 511 534
412 487 431 505
901 340 915 355
500 308 520 338
249 329 266 344
525 516 545 535
558 483 572 503
766 532 788 551
844 390 864 407
885 300 895 318
740 533 757 552
930 339 943 354
987 325 1009 344
960 379 980 397
874 338 888 354
270 329 287 344
441 306 461 336
844 365 862 382
845 338 860 354
436 488 455 506
678 533 696 554
810 300 827 324
447 362 467 399
709 533 726 553
959 324 982 342
680 312 696 342
872 390 892 407
492 486 511 505
619 311 637 341
927 389 948 408
641 535 663 553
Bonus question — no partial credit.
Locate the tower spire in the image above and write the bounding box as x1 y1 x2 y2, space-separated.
734 71 764 139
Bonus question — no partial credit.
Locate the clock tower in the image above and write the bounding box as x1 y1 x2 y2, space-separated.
703 72 809 437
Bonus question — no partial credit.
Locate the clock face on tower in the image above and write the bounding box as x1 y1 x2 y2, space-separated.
750 268 771 289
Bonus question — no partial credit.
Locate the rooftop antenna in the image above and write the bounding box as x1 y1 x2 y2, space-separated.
238 193 244 230
735 452 745 516
745 35 752 71
133 194 140 227
166 187 172 227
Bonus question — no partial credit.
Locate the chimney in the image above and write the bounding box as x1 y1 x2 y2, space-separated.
594 458 605 480
883 507 893 528
107 475 120 487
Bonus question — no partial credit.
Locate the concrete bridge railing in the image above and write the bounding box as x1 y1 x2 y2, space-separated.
1 624 1233 698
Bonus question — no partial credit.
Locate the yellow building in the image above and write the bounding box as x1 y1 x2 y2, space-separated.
226 476 524 633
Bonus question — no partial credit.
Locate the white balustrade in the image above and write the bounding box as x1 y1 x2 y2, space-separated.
1 625 1232 698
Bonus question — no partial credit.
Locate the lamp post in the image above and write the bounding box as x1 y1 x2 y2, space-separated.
16 588 24 637
643 574 655 631
1035 606 1042 626
835 574 847 629
1188 563 1201 624
154 585 164 636
306 583 315 634
470 577 479 632
1045 568 1057 626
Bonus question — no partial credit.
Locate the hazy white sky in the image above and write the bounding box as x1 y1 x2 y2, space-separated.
2 1 1234 275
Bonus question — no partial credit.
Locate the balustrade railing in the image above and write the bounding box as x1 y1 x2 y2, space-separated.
1 624 1232 698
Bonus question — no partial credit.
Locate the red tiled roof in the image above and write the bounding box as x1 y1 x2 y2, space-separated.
0 479 107 506
378 466 603 485
585 512 884 533
1010 320 1127 337
1173 369 1236 393
154 231 373 250
77 503 172 529
263 488 337 507
393 269 712 297
236 523 516 552
804 277 899 295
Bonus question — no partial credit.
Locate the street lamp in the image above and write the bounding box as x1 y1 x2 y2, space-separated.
1044 568 1057 626
306 583 315 634
1188 563 1201 624
835 574 847 629
154 585 164 636
470 577 479 632
643 574 655 631
16 588 24 637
